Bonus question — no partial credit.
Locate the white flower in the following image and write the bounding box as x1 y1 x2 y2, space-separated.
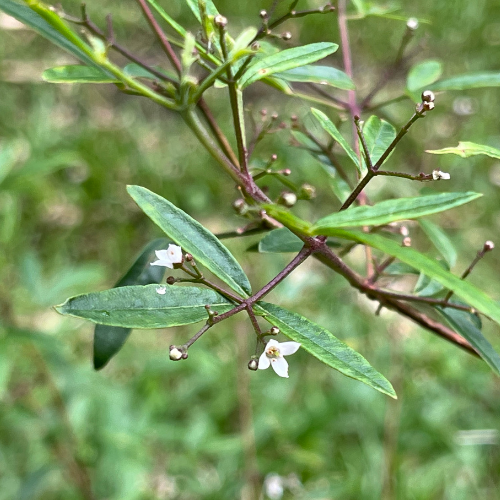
150 244 183 268
258 339 301 378
432 170 451 180
264 473 284 500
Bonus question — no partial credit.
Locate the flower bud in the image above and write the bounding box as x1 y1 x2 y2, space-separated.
407 17 419 30
402 237 412 247
248 358 259 371
214 15 227 28
484 240 495 252
169 346 183 361
432 170 450 180
233 198 248 215
423 101 435 112
166 276 177 285
279 191 297 207
269 326 280 335
259 10 267 18
271 112 278 120
421 90 435 103
282 31 292 40
299 183 316 200
185 253 193 262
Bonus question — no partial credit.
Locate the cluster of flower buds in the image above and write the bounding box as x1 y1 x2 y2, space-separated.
169 345 188 361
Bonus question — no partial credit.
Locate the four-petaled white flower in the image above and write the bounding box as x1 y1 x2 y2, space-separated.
150 244 183 269
432 170 451 180
258 339 301 378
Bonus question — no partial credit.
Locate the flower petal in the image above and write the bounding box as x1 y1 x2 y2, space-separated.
279 341 301 356
258 352 271 370
155 249 170 260
265 339 280 350
150 259 173 268
271 356 289 378
167 244 183 263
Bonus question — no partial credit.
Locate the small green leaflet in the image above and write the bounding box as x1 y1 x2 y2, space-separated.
437 307 500 376
276 65 355 90
361 115 396 167
406 60 442 100
259 302 396 398
127 186 251 297
93 238 169 370
56 285 234 329
325 229 500 328
311 108 363 176
238 43 338 89
426 141 500 160
312 192 481 233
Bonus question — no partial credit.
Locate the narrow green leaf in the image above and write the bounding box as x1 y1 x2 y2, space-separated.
325 229 500 327
312 192 482 232
426 141 500 160
56 285 234 328
127 186 252 296
276 65 355 90
413 272 445 297
0 0 98 69
259 302 396 398
239 43 338 88
430 72 500 91
123 63 177 81
93 238 168 370
42 65 118 84
311 108 363 175
406 60 442 97
229 26 258 58
437 307 500 375
362 115 396 166
259 228 304 253
261 205 313 235
185 0 219 23
419 219 457 268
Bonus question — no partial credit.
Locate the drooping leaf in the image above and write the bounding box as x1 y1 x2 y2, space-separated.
419 219 457 268
430 72 500 91
259 302 396 398
311 108 362 175
426 141 500 160
127 186 252 296
56 285 234 328
185 0 220 23
276 65 355 90
437 306 500 375
42 65 118 84
261 205 313 235
0 0 100 69
93 238 169 370
324 229 500 327
312 192 481 233
406 60 443 99
259 228 304 253
361 115 396 166
238 43 338 88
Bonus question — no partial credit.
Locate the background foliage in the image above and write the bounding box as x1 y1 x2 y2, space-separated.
1 0 500 498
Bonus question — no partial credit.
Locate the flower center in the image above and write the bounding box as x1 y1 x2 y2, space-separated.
265 346 280 359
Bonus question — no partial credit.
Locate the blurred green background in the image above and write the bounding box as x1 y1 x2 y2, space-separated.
1 0 500 498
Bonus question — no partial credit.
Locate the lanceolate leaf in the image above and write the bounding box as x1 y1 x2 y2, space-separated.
437 307 500 376
259 302 396 398
261 205 313 235
56 285 234 328
362 115 396 166
93 238 168 370
0 0 100 70
325 229 500 327
311 108 363 176
419 219 457 268
312 192 481 232
426 141 500 160
43 65 118 84
127 186 252 296
275 65 355 90
239 43 338 88
430 72 500 91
